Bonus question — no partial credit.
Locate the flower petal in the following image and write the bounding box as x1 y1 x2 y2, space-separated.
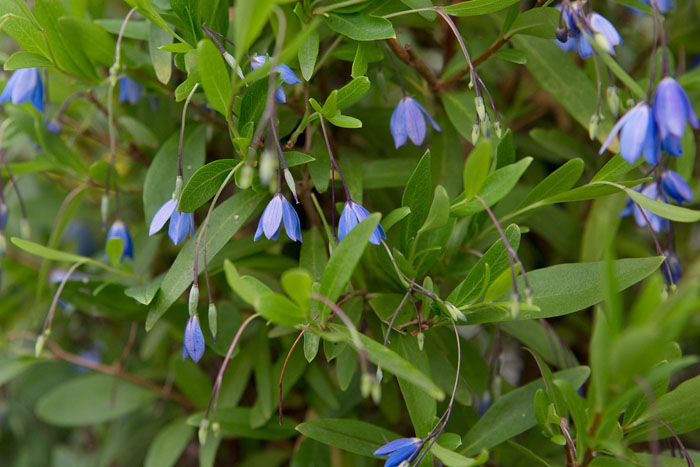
262 195 284 240
374 438 421 456
149 199 178 236
168 210 191 245
403 98 427 146
600 104 638 155
654 77 686 140
338 202 358 242
274 64 301 85
281 196 302 242
619 103 651 163
390 100 407 148
663 170 693 204
415 99 441 132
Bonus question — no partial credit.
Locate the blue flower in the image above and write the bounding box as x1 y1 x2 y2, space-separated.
254 193 302 242
390 96 441 148
46 120 61 134
149 199 195 245
640 0 673 13
118 76 143 105
600 102 659 164
0 68 43 111
183 315 205 362
106 220 134 262
249 55 302 103
338 201 386 245
631 184 669 232
662 170 693 204
0 202 8 230
555 6 622 59
374 438 422 467
663 250 682 285
653 77 699 157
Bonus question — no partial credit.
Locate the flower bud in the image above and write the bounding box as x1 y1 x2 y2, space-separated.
417 332 424 351
208 303 218 341
376 366 383 384
471 123 481 145
259 149 276 186
0 234 6 257
212 421 221 437
239 164 254 189
19 218 30 240
223 52 245 80
606 86 620 118
188 284 199 317
445 302 467 322
198 418 209 445
555 27 568 43
626 98 635 109
35 333 46 357
361 372 373 398
494 121 503 139
283 168 298 203
474 96 486 122
509 294 521 320
100 194 109 229
173 176 183 201
588 114 600 141
371 380 381 404
480 116 491 140
594 33 610 53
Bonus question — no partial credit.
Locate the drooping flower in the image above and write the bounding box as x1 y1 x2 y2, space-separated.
254 193 302 242
556 5 622 59
249 55 301 103
0 68 44 111
338 200 386 245
600 102 659 164
149 199 195 245
653 77 699 157
390 96 441 148
105 220 134 262
662 170 693 204
183 315 205 363
118 76 143 105
374 438 423 467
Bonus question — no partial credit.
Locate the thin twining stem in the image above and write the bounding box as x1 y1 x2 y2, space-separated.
319 116 351 200
381 41 407 96
632 199 675 286
178 83 200 179
41 261 84 336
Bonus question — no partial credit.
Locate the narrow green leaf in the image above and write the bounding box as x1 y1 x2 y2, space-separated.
296 419 399 456
419 185 450 234
325 13 395 41
442 0 520 16
149 23 173 84
179 159 238 212
144 418 193 467
198 39 231 116
517 159 584 209
298 30 319 81
463 141 492 200
254 292 306 327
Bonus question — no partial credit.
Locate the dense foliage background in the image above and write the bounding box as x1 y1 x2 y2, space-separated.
1 0 700 465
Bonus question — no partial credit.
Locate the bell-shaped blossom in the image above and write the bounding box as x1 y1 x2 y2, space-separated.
118 76 143 105
183 315 205 362
653 77 699 157
600 102 659 164
254 193 302 242
249 55 301 103
390 96 441 148
0 68 44 111
149 199 195 245
338 200 386 245
556 5 622 59
374 437 422 467
662 170 693 204
105 220 134 262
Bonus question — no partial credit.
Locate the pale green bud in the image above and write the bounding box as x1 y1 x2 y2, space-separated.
19 218 30 240
626 98 635 109
0 234 6 256
173 176 183 201
494 121 503 139
208 303 218 341
259 150 276 186
371 380 381 405
198 419 209 445
417 332 424 351
375 366 383 384
239 164 254 189
361 373 372 399
101 194 109 228
283 168 298 202
480 117 491 141
471 123 481 145
606 86 620 118
223 53 245 80
509 294 521 320
211 421 221 437
445 302 467 322
35 333 46 357
474 96 486 122
588 114 600 141
189 284 199 317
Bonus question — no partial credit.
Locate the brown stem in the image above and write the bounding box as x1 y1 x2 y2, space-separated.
278 329 306 425
385 38 440 92
110 322 138 408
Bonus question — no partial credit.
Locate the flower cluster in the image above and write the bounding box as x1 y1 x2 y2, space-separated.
556 2 622 59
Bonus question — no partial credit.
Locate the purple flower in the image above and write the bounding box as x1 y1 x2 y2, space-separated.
149 199 195 245
254 193 302 242
390 96 441 148
0 68 44 111
249 55 301 103
663 250 682 285
662 170 693 204
46 120 61 134
338 200 386 245
118 76 143 105
0 202 8 231
631 184 669 232
106 220 134 262
653 77 699 157
374 438 422 467
600 102 659 164
556 5 622 59
183 315 205 362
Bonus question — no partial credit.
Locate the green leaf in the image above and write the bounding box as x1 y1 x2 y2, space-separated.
443 91 476 140
189 408 297 439
463 141 492 200
144 418 193 467
451 158 532 216
402 150 432 249
198 39 231 116
327 113 362 128
317 214 380 320
170 0 200 44
239 78 269 130
419 185 450 234
325 13 395 41
171 356 212 408
234 0 276 56
351 42 369 78
57 17 116 67
143 126 206 221
299 227 328 282
0 0 49 57
150 23 173 84
146 190 266 330
281 268 313 311
461 367 590 455
431 445 489 467
35 374 157 426
124 0 175 38
223 260 273 306
464 257 665 324
105 237 124 267
442 0 520 16
517 159 584 209
295 419 399 456
12 237 86 264
4 51 53 70
382 206 412 232
491 49 527 64
337 76 371 108
298 30 319 81
508 7 559 38
179 159 238 212
254 292 306 327
618 182 700 223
